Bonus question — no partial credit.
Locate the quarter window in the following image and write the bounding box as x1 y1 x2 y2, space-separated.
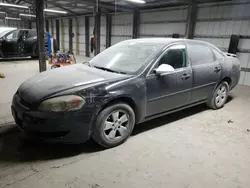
187 44 214 66
158 45 186 69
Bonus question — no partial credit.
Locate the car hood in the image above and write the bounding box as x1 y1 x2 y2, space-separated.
18 64 130 103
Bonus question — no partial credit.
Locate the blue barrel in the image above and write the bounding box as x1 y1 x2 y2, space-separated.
47 33 52 58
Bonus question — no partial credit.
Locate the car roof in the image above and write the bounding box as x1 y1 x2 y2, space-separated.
19 29 33 31
123 38 213 47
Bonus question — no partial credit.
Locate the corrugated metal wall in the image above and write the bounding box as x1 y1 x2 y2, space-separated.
140 6 188 38
7 20 29 29
78 17 86 56
31 22 36 29
63 19 69 52
60 19 64 51
51 20 56 37
101 15 107 52
72 18 77 55
194 1 250 86
0 20 5 26
111 13 133 45
43 2 250 86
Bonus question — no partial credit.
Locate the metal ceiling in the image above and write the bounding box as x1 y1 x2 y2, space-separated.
0 0 242 19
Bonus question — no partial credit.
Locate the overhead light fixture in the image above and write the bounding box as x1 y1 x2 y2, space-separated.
126 0 146 3
5 17 21 21
44 9 67 14
0 2 28 9
20 13 36 18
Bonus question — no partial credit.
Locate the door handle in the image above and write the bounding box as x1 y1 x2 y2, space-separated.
214 67 221 72
182 73 191 80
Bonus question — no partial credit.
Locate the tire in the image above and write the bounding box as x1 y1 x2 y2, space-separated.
92 103 135 148
31 55 38 59
207 81 229 110
0 49 4 58
51 65 60 69
18 41 24 55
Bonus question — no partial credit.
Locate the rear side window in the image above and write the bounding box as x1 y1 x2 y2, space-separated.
187 44 214 66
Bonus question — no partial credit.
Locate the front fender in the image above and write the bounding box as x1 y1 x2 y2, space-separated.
95 92 146 124
94 77 146 123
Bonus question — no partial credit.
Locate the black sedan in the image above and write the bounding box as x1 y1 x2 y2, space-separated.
0 28 49 58
12 38 240 148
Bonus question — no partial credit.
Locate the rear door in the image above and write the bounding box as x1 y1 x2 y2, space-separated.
187 43 222 103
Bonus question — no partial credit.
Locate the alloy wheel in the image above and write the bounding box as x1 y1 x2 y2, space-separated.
103 110 130 141
215 84 227 107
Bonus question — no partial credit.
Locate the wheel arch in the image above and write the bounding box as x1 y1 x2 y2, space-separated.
221 77 232 87
96 96 140 123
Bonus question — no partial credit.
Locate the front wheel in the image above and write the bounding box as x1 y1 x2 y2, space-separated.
92 103 135 148
51 65 59 69
207 81 229 110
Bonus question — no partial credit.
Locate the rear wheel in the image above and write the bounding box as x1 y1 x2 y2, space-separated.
207 81 229 110
92 103 135 148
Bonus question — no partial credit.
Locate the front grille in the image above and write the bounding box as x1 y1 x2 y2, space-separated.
15 94 34 110
19 97 32 109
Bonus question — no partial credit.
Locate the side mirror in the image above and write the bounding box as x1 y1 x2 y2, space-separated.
154 64 175 75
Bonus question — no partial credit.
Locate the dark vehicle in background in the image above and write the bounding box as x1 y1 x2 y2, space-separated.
11 38 241 148
0 28 49 58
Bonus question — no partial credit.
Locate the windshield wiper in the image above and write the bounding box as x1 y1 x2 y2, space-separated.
93 66 127 75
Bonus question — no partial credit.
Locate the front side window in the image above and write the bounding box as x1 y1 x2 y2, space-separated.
158 44 187 69
89 40 164 74
187 44 214 66
22 30 29 39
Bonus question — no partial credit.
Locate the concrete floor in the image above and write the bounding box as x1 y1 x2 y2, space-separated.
1 59 250 188
0 56 89 125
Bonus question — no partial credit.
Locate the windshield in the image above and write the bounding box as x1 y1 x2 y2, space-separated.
89 40 164 74
0 29 16 38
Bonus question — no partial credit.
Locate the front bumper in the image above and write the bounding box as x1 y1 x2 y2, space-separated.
11 94 95 144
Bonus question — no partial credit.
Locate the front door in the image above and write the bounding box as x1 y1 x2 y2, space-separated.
146 44 193 117
2 30 20 55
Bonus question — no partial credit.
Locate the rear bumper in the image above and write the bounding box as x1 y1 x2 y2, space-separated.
11 94 95 144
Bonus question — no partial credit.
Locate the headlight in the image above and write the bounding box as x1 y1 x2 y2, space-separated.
38 95 85 112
